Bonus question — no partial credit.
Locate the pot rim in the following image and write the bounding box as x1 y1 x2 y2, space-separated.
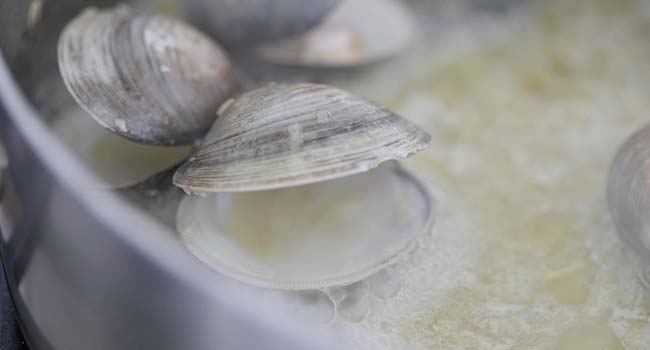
0 53 334 349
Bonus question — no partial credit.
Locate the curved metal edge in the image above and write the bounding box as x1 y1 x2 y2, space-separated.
0 111 41 349
0 51 335 349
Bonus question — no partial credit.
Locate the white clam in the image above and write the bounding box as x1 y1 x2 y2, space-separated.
58 5 234 145
177 164 433 290
173 83 431 193
257 0 418 67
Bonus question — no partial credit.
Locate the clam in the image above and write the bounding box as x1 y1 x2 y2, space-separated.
56 5 434 290
182 0 342 47
174 83 432 289
173 83 431 193
608 124 650 261
256 0 418 67
177 163 433 290
58 5 234 146
53 107 193 189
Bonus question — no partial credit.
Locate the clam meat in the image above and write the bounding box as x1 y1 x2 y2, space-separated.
58 5 234 145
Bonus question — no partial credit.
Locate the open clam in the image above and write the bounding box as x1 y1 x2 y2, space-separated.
175 83 432 289
182 0 342 47
58 5 234 145
177 163 433 290
173 83 431 193
256 0 418 67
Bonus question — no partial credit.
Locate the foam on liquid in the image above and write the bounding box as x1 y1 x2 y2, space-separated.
326 0 650 348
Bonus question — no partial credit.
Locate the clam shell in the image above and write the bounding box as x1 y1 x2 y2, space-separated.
176 164 434 290
257 0 418 67
608 124 650 260
58 5 234 145
173 83 431 193
183 0 342 46
53 107 193 189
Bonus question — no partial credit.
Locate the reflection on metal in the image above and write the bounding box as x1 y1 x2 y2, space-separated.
27 0 43 33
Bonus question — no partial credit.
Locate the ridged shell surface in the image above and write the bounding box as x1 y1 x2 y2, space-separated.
608 124 650 261
173 83 431 193
58 5 234 145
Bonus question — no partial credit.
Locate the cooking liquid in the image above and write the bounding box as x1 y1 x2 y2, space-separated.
325 0 650 348
134 0 650 348
53 108 192 188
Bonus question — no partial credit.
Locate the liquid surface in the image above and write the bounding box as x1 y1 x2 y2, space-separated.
326 0 650 348
53 108 192 188
81 0 650 347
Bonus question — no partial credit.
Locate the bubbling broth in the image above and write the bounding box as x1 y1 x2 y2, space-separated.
327 0 650 348
52 0 650 348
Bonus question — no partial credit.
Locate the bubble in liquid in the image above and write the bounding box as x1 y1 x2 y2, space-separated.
338 280 371 323
289 290 336 324
339 294 371 323
368 267 403 300
324 286 346 303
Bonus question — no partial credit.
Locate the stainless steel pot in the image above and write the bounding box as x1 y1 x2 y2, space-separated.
0 1 336 349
